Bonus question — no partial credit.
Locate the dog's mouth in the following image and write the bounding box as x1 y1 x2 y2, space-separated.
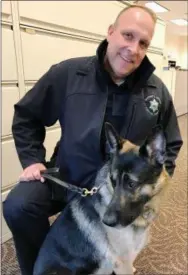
102 217 135 228
102 210 135 228
102 206 141 228
102 215 118 227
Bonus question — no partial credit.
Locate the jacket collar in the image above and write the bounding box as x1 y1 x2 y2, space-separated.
77 39 157 91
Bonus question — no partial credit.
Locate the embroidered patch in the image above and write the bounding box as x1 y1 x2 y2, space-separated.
145 95 161 115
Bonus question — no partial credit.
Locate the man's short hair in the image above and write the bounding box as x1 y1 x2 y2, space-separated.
115 4 157 25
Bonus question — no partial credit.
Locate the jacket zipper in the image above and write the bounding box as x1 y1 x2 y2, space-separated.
98 86 108 154
125 103 136 139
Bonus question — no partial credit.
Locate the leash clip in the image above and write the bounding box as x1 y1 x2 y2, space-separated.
81 187 98 197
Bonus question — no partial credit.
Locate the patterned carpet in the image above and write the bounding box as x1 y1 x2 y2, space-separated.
1 114 187 275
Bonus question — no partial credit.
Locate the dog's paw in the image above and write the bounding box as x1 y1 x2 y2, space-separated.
142 207 156 222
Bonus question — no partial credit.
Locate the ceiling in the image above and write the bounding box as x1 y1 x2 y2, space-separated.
135 1 188 36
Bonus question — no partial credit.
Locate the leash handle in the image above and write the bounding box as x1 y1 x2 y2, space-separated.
42 167 59 174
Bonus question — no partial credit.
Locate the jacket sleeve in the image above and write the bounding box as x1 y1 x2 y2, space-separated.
12 63 67 169
161 83 183 176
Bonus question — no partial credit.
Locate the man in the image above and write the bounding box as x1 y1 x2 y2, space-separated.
3 5 183 275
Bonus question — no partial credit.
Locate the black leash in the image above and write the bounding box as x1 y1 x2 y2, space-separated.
41 168 106 197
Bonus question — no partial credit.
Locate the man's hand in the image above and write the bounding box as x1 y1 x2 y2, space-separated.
19 163 47 182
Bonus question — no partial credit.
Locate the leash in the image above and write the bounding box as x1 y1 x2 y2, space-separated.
41 168 106 197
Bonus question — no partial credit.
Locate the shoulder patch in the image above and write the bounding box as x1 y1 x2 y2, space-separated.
145 95 161 115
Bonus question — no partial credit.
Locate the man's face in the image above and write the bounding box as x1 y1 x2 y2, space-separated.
106 8 155 80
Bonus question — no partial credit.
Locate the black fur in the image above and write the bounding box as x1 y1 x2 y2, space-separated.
33 123 167 275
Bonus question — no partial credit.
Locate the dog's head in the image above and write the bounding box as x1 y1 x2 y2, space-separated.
102 122 168 228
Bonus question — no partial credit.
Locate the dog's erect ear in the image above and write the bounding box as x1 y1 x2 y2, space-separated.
105 122 122 154
139 125 166 166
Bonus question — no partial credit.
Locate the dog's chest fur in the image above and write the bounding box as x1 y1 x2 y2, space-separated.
71 177 148 274
94 225 148 275
105 224 147 257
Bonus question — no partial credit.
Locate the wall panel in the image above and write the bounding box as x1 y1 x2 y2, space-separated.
2 140 23 189
2 87 19 137
18 1 124 36
21 30 98 80
2 27 18 81
2 1 12 23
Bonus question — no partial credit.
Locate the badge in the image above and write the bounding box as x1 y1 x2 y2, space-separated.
145 95 161 115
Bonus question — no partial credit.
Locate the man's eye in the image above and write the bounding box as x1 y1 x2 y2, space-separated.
140 41 148 49
123 33 133 40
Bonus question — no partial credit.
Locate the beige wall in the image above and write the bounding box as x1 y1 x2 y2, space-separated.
179 36 188 69
162 31 187 115
174 70 188 115
164 33 181 65
164 32 187 69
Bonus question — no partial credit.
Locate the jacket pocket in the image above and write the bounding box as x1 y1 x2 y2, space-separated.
126 103 159 145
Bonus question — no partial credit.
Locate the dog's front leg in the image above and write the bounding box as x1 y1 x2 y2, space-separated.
107 248 133 275
113 257 133 275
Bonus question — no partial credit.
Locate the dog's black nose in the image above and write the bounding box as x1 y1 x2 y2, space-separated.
102 211 118 227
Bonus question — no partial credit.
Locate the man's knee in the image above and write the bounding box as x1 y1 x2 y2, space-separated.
3 180 45 229
3 185 28 229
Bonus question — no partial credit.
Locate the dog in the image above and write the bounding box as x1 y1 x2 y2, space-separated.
33 122 170 275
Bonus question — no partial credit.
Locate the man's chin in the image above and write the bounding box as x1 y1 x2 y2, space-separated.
115 65 137 78
115 70 133 79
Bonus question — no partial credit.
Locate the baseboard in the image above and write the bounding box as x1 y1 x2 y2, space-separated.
178 112 188 118
1 190 12 244
1 231 12 244
176 106 188 117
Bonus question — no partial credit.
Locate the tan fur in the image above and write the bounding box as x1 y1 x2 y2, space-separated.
120 140 140 154
120 194 127 208
132 184 153 202
132 168 170 228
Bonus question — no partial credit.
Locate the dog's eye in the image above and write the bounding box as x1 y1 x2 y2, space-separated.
127 181 137 189
122 174 137 189
122 173 129 182
110 175 116 187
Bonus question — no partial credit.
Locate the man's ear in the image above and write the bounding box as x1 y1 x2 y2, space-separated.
139 125 166 166
107 24 115 42
105 122 122 154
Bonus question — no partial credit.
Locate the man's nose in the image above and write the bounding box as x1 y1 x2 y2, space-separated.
128 41 139 55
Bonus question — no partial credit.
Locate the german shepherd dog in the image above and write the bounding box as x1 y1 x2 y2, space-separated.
34 123 170 275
